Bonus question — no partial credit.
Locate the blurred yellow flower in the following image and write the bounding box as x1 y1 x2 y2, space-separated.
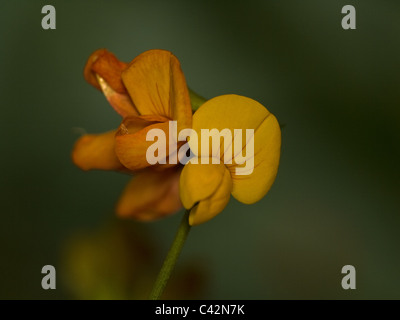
62 219 207 299
180 94 281 225
72 49 192 221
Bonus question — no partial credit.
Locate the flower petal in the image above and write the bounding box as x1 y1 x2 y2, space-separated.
97 75 138 117
116 168 182 221
72 130 124 171
121 50 192 131
180 162 232 225
115 116 171 171
84 49 127 93
189 94 281 204
230 114 281 204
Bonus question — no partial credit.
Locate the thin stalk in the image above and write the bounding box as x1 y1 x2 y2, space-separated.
149 210 191 300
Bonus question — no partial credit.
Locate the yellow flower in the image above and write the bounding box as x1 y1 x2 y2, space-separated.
62 219 206 299
179 94 281 225
72 49 192 221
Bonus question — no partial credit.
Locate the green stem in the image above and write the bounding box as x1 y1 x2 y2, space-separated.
189 88 207 112
149 210 191 300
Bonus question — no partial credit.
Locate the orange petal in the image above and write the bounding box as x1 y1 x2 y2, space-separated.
83 49 127 93
96 75 138 118
115 115 176 171
121 50 192 131
72 130 124 171
116 168 182 221
83 49 106 90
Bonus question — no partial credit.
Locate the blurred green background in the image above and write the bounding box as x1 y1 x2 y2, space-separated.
1 0 399 299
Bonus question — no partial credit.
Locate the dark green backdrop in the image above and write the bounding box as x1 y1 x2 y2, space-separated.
1 0 399 299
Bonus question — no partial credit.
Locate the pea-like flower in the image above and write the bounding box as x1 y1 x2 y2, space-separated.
179 95 281 225
72 49 283 300
72 49 192 221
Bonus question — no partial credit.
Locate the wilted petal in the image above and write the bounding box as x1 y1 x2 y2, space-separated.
72 130 124 171
116 168 182 220
83 49 127 93
97 75 138 117
180 162 232 226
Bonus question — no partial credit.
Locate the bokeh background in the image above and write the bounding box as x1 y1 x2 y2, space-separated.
1 0 399 299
